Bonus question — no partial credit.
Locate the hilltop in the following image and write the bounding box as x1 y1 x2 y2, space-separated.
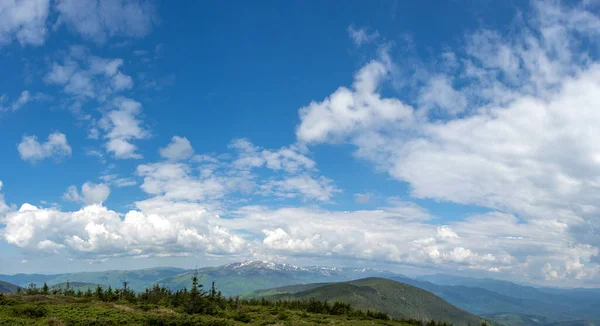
257 277 483 326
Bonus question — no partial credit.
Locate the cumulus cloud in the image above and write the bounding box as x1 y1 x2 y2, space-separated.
17 132 72 162
229 138 316 173
296 52 413 144
160 136 194 161
99 97 148 159
63 182 110 205
44 49 134 101
0 0 49 46
295 1 600 283
81 182 110 204
54 0 157 43
0 200 244 259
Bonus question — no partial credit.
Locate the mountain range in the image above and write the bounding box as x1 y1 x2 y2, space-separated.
1 260 599 325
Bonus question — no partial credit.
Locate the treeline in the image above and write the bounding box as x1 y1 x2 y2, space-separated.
8 271 477 326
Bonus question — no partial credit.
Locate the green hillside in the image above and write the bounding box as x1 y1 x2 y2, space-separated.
0 280 19 293
263 277 483 326
241 282 330 299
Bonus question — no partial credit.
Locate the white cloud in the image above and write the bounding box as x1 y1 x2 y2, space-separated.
1 200 244 259
258 174 340 202
294 1 600 283
17 132 72 163
54 0 156 43
99 174 136 188
105 138 141 159
62 185 80 202
230 138 315 173
63 182 110 205
160 136 194 161
44 51 134 101
296 54 414 144
139 138 337 204
418 75 467 115
0 91 30 112
0 0 49 46
81 182 110 204
112 71 133 90
100 97 147 159
0 91 49 112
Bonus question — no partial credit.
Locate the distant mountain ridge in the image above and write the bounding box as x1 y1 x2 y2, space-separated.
155 260 404 296
0 260 401 295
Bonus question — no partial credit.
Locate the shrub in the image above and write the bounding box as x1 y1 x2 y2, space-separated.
12 304 48 318
232 311 252 323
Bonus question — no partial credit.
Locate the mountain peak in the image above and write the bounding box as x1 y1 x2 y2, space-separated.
222 260 308 272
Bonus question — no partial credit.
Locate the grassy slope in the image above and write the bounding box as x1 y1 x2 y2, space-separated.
265 277 482 326
0 294 417 326
0 281 19 293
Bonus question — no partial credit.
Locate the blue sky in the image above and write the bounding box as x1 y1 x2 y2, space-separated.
1 0 600 287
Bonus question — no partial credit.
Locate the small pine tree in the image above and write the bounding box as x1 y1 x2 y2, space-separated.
42 282 49 295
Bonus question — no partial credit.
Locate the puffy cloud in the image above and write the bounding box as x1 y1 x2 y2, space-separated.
296 54 414 144
294 1 600 283
160 136 194 161
418 75 466 115
137 162 231 203
105 138 141 159
230 138 315 173
100 97 147 159
63 182 110 205
0 200 245 259
81 182 110 204
44 51 134 101
139 138 337 204
0 0 49 46
54 0 157 43
111 71 133 90
17 132 72 162
223 206 596 285
62 185 80 202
